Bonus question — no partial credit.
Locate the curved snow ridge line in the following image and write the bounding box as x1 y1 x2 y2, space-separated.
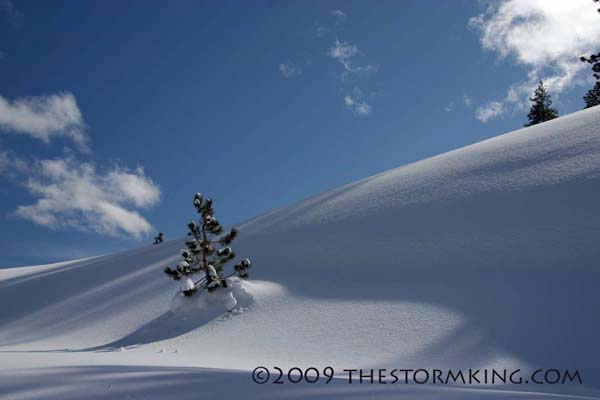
0 258 84 273
240 106 600 234
0 237 181 283
0 257 102 288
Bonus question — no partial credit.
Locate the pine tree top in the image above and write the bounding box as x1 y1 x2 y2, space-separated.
524 80 559 127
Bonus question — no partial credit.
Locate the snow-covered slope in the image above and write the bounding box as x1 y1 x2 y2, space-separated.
2 107 600 399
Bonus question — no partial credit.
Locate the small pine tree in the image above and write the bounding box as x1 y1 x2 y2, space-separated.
524 81 558 127
153 232 164 245
164 193 252 297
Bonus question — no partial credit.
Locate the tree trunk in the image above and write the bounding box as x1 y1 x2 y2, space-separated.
201 223 210 282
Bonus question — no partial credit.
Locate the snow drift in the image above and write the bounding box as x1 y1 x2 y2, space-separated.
1 107 600 399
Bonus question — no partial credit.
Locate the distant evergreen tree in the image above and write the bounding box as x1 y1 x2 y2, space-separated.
164 193 251 297
579 1 600 108
583 81 600 109
153 232 164 245
580 53 600 108
524 81 558 127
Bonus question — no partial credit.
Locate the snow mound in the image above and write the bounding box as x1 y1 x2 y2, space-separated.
170 277 253 314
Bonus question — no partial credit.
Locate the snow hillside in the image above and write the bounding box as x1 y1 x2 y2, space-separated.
1 106 600 399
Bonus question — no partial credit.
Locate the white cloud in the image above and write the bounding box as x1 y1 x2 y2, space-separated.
1 89 160 238
344 88 371 116
328 39 376 76
328 39 358 70
475 101 504 122
469 0 600 121
106 166 160 208
0 92 87 148
14 158 160 238
445 102 455 112
331 9 347 24
328 40 377 115
279 62 302 78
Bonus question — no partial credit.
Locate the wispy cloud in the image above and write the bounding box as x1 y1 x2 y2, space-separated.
316 9 347 36
469 0 600 122
328 39 376 76
328 39 357 70
344 88 371 116
285 11 379 117
445 102 455 112
475 101 504 123
279 62 302 78
0 92 87 149
316 24 329 37
14 158 160 238
328 39 377 116
331 9 347 24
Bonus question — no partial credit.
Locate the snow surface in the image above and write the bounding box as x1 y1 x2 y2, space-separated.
2 107 600 399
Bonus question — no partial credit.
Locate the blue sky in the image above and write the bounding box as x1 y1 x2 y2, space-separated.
1 0 599 266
